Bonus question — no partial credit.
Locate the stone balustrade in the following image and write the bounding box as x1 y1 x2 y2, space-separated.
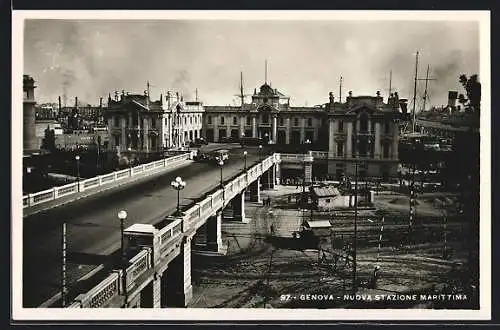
23 152 194 209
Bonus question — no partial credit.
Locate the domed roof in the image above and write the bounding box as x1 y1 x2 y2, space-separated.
259 83 275 95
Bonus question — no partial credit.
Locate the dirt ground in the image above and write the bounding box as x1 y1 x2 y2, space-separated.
189 185 478 309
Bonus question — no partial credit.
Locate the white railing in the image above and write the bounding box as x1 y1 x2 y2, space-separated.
23 153 191 210
66 153 281 308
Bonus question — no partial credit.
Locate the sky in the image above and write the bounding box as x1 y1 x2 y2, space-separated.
23 19 480 108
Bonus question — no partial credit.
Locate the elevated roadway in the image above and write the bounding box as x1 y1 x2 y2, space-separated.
23 146 265 307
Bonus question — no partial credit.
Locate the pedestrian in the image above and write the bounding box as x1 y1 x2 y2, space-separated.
333 254 339 271
371 265 380 289
270 223 275 235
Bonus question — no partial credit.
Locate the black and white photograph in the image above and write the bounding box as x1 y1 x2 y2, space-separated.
12 10 490 321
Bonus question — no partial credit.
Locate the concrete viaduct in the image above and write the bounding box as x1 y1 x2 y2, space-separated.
67 153 314 308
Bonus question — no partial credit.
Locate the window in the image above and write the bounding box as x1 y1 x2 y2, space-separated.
325 199 331 203
360 113 369 132
279 117 284 126
233 116 237 125
114 117 119 127
151 117 156 128
262 114 269 124
383 142 390 158
190 116 193 125
384 120 390 134
114 135 120 146
221 116 225 125
294 118 299 126
207 116 212 124
184 117 187 125
338 120 344 132
307 118 312 127
246 116 251 125
336 142 344 156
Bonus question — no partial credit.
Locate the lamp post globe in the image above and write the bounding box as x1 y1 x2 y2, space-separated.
243 150 248 171
117 210 128 302
171 176 186 216
75 155 81 184
118 210 127 221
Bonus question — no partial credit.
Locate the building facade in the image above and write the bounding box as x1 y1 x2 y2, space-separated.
163 92 204 149
106 92 165 154
105 91 204 154
203 82 407 179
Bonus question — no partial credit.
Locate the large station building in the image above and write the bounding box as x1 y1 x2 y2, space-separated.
102 77 407 179
203 81 408 179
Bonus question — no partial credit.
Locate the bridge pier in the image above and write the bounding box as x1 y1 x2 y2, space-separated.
232 190 247 223
249 177 261 203
261 169 270 190
139 272 162 308
206 211 224 253
165 236 193 307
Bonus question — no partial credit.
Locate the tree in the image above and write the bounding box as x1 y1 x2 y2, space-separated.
458 74 481 113
41 126 56 152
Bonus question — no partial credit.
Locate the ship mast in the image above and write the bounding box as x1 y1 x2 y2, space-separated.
388 70 392 97
418 64 436 112
339 76 343 103
412 51 419 133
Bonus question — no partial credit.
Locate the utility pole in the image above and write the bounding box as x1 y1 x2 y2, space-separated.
412 51 419 133
61 222 67 307
352 162 358 294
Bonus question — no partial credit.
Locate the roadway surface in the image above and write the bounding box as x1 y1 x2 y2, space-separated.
22 145 267 307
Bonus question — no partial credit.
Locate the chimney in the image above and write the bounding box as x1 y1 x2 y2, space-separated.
99 97 103 108
447 91 458 108
75 96 78 108
58 96 61 112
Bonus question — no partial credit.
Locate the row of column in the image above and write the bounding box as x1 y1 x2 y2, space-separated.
327 119 399 159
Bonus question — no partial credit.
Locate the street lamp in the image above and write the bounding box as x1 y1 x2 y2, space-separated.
75 155 81 186
171 176 187 216
218 158 225 187
117 210 128 305
243 150 248 171
259 144 263 161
